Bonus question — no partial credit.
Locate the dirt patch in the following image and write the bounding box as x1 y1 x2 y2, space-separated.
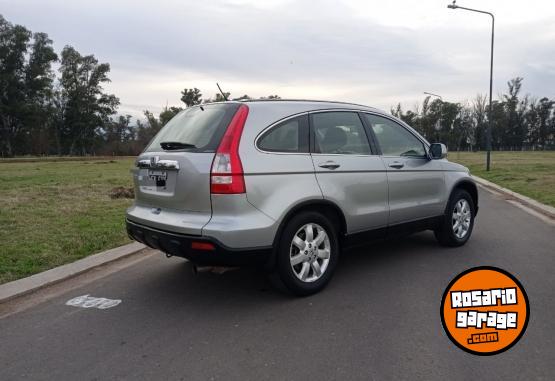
109 187 134 199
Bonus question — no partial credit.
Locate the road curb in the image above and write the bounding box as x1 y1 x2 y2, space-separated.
473 175 555 220
0 242 146 304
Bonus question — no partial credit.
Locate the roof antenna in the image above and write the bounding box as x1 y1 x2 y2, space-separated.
216 82 228 101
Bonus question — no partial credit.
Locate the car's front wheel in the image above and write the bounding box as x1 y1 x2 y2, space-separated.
273 211 339 296
434 189 475 247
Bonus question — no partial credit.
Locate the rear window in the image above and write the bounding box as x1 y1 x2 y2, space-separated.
145 103 240 153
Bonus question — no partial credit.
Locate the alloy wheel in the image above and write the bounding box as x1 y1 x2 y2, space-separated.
289 223 331 282
452 199 471 239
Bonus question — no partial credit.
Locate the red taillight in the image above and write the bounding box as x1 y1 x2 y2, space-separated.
210 105 249 194
191 241 215 251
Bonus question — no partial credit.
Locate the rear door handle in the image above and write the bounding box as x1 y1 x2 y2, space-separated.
318 161 340 170
388 162 404 169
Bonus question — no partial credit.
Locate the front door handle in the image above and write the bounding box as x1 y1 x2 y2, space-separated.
318 161 341 170
388 162 404 169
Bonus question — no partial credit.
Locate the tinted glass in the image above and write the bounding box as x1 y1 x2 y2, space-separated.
258 116 304 153
145 103 240 152
364 114 426 157
312 112 371 155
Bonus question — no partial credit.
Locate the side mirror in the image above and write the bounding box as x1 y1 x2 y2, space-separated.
429 143 448 160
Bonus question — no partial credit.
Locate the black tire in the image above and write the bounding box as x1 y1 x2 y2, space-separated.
272 211 339 296
434 188 475 247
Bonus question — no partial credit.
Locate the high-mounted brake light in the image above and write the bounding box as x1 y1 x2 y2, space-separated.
210 105 249 194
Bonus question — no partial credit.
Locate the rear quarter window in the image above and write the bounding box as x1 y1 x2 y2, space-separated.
145 103 240 153
257 114 309 153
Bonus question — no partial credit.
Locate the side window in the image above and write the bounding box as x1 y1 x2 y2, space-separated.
257 115 308 153
364 114 426 157
311 112 371 155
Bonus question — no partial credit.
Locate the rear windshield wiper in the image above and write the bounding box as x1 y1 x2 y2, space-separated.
160 141 197 150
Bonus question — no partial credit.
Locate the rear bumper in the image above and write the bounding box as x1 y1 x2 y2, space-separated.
126 219 272 266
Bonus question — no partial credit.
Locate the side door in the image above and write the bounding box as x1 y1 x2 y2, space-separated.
361 113 446 225
310 111 388 234
246 113 321 221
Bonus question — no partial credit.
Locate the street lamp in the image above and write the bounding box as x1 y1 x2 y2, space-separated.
447 0 494 171
424 92 443 142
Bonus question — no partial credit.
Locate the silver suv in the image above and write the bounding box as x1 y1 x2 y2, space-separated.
126 100 478 295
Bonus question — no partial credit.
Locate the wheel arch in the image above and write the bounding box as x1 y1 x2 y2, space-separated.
450 179 479 215
265 199 347 269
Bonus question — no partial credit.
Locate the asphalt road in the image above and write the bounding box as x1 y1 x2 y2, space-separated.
1 189 554 381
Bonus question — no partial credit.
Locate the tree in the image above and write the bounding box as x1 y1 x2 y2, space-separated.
159 106 182 126
0 15 59 157
134 106 181 151
202 92 231 103
503 77 524 150
472 94 488 150
213 92 230 102
536 98 555 149
57 45 119 155
24 32 58 155
0 15 32 156
233 94 252 101
388 77 555 152
104 115 134 155
180 87 202 107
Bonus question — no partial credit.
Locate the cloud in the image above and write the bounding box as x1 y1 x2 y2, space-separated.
1 0 554 119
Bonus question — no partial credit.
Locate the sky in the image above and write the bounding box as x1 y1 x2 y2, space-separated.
2 0 555 119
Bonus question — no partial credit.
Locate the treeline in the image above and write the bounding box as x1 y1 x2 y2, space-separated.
0 14 122 157
133 90 280 152
392 77 555 151
2 14 554 157
0 14 279 156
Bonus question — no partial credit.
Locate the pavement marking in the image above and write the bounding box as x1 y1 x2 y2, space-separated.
0 250 154 319
0 242 146 304
66 294 122 310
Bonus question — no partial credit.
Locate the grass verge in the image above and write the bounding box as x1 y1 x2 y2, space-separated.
0 158 134 284
1 152 553 284
450 151 555 207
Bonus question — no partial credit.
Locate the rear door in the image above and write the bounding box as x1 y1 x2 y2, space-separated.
309 111 388 234
132 103 240 213
361 113 446 225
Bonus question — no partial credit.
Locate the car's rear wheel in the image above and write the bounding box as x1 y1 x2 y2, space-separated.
272 211 339 296
434 188 475 247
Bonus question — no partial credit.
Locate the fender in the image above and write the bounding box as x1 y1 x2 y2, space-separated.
448 178 479 216
264 199 347 270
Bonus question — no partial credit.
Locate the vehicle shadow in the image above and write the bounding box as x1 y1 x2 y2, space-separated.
132 230 450 310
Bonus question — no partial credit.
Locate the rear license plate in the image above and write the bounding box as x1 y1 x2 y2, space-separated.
148 170 167 181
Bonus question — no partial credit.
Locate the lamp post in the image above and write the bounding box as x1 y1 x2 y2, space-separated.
447 0 494 171
424 92 443 142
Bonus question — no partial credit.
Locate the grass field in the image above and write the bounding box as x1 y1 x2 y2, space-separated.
0 158 134 284
450 151 555 207
0 152 553 284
